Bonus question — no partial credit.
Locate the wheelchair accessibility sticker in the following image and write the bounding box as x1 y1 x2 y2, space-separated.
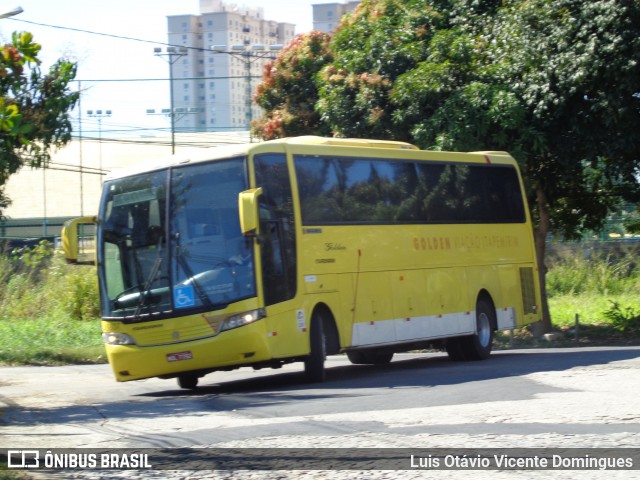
174 285 196 308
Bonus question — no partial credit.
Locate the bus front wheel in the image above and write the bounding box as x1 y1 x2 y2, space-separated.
304 312 327 382
178 375 199 390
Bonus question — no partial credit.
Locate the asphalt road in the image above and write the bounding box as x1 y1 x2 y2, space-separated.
1 346 640 479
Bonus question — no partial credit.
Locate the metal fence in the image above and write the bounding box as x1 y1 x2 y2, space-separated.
0 217 73 249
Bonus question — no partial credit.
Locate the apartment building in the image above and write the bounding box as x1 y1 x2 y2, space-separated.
312 1 361 33
165 0 295 133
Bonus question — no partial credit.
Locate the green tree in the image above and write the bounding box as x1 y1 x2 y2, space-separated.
254 0 640 331
476 0 640 330
252 31 333 140
0 31 79 216
317 0 450 140
324 0 640 331
625 207 640 234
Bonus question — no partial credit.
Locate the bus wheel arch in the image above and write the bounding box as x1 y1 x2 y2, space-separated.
303 303 339 382
468 291 497 360
446 290 496 362
311 303 340 355
476 290 498 329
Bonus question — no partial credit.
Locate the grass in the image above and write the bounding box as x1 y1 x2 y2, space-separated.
0 242 104 365
0 241 639 366
548 293 640 328
545 245 640 333
0 317 105 365
495 244 640 348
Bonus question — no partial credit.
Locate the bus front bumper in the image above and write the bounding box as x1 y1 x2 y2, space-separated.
104 323 271 382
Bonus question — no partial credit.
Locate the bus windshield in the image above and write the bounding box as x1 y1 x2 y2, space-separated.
98 157 255 321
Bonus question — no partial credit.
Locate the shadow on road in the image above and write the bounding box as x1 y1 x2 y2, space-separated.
4 346 639 428
151 346 640 395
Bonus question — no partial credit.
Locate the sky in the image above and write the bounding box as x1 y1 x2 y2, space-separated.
0 0 320 138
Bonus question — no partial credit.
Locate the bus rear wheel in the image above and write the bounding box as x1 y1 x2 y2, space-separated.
446 299 495 361
462 299 495 360
304 312 327 382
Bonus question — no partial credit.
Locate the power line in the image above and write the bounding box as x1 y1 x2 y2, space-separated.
8 18 276 137
10 18 288 60
11 18 200 53
69 132 251 148
72 75 257 82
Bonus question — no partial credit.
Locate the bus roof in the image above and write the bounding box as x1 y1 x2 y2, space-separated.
282 136 419 150
104 136 514 181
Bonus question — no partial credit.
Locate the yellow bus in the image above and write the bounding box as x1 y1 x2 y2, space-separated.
63 136 542 389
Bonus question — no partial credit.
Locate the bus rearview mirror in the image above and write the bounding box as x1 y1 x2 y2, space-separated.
238 187 263 237
61 216 97 264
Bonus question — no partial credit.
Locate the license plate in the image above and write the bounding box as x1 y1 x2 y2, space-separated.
166 351 193 362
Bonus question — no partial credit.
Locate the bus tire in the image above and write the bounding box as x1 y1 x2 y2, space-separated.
304 312 327 382
177 375 198 390
462 298 495 360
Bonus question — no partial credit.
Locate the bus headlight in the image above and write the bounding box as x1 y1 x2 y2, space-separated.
102 332 137 345
221 308 266 332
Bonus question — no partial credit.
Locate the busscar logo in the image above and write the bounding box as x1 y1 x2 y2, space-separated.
7 450 40 469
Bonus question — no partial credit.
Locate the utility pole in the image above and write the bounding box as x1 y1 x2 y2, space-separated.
87 109 111 184
211 44 282 141
153 47 188 154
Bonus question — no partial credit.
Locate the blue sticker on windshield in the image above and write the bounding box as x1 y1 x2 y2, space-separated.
174 285 196 308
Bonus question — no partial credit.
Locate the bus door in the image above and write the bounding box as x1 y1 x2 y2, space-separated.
253 153 302 357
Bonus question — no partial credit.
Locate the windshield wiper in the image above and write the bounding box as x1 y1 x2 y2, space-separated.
133 254 164 319
131 232 169 319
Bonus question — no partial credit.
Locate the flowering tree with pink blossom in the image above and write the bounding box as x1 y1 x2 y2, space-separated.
252 31 333 140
